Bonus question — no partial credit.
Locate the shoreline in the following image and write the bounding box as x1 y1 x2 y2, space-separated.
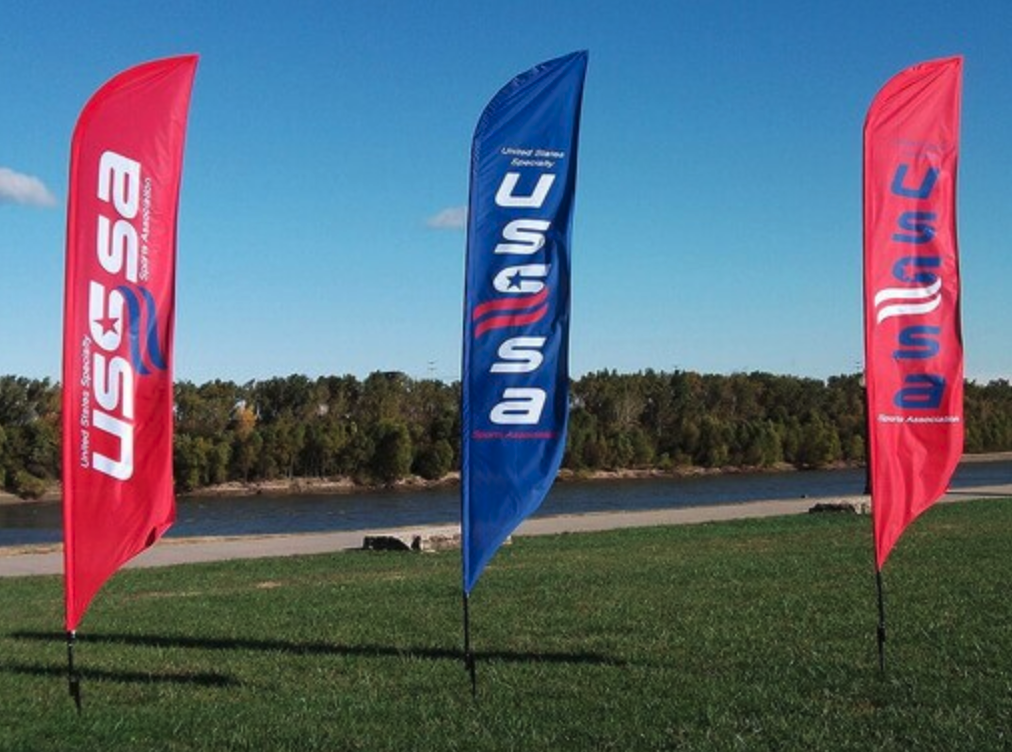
181 463 805 500
0 462 801 506
2 483 1009 578
3 451 1011 507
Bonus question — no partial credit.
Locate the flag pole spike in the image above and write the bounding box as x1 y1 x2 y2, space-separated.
463 592 477 699
875 570 887 674
67 630 82 713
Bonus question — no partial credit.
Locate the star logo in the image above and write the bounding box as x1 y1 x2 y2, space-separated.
94 312 120 338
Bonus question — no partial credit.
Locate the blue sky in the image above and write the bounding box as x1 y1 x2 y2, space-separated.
2 1 1010 385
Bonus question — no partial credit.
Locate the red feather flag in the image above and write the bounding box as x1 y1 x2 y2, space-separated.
863 56 963 571
62 56 198 630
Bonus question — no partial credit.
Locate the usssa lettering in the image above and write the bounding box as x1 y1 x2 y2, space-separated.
473 167 559 427
873 158 949 412
83 151 167 480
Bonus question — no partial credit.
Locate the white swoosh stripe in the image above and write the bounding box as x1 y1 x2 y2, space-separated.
873 277 942 308
876 295 942 323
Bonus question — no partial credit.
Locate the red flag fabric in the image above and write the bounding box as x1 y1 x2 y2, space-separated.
863 56 963 571
62 56 197 630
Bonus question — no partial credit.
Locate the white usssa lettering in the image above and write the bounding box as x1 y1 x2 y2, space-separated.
488 172 554 426
88 151 140 480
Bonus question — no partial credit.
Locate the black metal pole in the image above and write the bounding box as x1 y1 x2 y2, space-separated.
463 592 477 698
863 370 884 672
875 569 887 674
861 373 872 496
67 630 82 713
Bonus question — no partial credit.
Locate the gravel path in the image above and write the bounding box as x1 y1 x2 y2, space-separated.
1 485 1008 578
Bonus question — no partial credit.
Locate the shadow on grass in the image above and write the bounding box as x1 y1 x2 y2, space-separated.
0 660 238 687
11 630 631 668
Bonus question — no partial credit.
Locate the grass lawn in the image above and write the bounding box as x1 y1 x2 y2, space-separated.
1 498 1011 751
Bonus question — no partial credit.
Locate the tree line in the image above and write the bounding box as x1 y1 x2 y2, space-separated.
1 370 1010 498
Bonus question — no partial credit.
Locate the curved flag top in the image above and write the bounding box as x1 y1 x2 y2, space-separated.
63 55 198 630
461 51 588 594
863 56 963 571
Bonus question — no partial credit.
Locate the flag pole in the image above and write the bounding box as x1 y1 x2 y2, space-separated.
864 374 885 674
463 592 477 698
66 629 82 712
875 569 887 674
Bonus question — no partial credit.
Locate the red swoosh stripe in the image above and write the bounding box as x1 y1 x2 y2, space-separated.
474 304 549 337
472 288 549 320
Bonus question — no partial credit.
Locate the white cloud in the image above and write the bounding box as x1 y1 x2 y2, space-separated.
426 206 467 230
0 167 57 207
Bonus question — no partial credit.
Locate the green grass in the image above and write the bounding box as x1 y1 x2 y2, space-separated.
2 499 1012 751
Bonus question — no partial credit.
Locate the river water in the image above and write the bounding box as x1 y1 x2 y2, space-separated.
2 459 1009 548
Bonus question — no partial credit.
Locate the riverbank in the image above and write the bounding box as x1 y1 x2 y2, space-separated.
180 465 786 500
0 462 789 505
3 481 1010 578
3 451 1010 506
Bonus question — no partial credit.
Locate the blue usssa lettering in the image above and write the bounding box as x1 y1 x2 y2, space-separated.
888 163 945 409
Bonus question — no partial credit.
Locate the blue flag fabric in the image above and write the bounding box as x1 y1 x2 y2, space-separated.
461 51 588 594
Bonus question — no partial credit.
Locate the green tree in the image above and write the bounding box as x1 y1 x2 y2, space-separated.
564 408 598 470
696 415 731 468
412 439 454 480
796 414 842 469
369 421 413 484
173 434 206 493
231 429 263 482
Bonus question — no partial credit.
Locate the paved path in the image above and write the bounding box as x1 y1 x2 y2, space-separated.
2 484 1009 578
